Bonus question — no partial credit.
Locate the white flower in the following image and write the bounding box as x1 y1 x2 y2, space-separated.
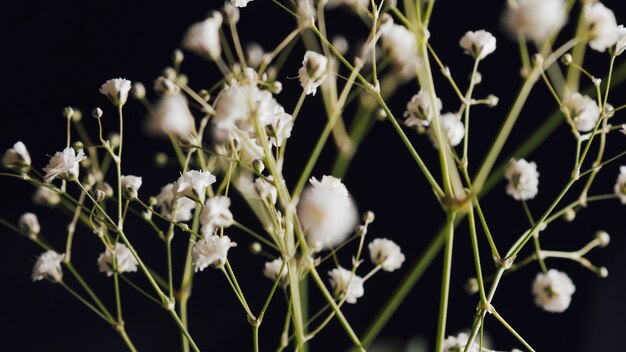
614 166 626 204
613 25 626 56
430 113 465 147
368 238 405 272
192 235 237 271
42 147 86 183
98 243 138 277
583 3 618 53
254 177 278 205
459 30 497 60
146 93 195 137
297 0 316 27
263 258 287 285
182 12 223 60
19 213 40 237
298 51 328 96
268 106 293 147
562 93 600 132
2 141 31 171
155 183 197 222
32 250 65 282
99 78 132 107
532 269 576 313
121 175 142 199
237 134 266 167
33 186 61 207
381 21 420 78
231 0 253 7
200 196 234 237
442 333 478 352
404 90 443 129
505 159 539 201
503 0 567 44
298 175 358 251
173 170 217 202
328 267 364 304
326 0 369 9
246 43 265 68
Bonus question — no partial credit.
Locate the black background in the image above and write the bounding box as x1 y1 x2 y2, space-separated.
0 1 625 351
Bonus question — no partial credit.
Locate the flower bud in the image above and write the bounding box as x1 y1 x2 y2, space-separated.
72 109 82 122
486 94 499 107
598 267 609 278
92 107 103 119
224 2 240 23
332 35 349 56
363 211 375 225
162 67 176 80
561 53 573 65
464 277 479 295
172 49 184 66
19 213 40 238
269 81 283 94
93 189 107 202
595 230 610 247
63 106 75 120
252 159 265 173
250 242 262 255
563 208 576 222
33 186 61 207
356 225 367 237
155 153 168 168
131 82 146 100
73 141 84 151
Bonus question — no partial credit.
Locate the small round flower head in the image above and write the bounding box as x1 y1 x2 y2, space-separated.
121 175 142 199
442 333 478 352
182 12 223 60
380 21 420 78
146 93 195 137
430 113 465 148
98 243 138 277
595 230 610 247
267 106 294 148
613 166 626 204
583 2 618 53
99 78 132 107
19 213 40 238
503 0 567 45
298 51 328 96
173 170 217 202
404 90 443 129
328 267 364 304
131 82 146 100
254 177 278 205
231 0 253 7
613 25 626 56
368 238 405 272
532 269 576 313
200 196 234 237
505 159 539 201
298 175 358 251
459 30 497 60
42 147 86 184
155 183 197 222
562 93 600 132
192 234 237 271
33 186 61 207
263 258 287 286
245 43 265 69
32 250 65 282
2 141 31 172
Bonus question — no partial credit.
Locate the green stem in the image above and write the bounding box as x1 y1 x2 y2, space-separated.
434 212 456 352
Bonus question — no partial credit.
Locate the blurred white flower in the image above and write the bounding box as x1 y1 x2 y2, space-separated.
173 170 217 202
368 238 405 272
268 106 293 148
19 213 40 237
614 166 626 204
246 42 265 68
32 250 65 282
532 269 576 313
254 177 278 204
326 0 368 9
121 175 142 199
263 258 287 285
182 12 223 60
155 183 197 222
583 2 618 52
42 147 86 184
504 159 539 201
146 93 195 137
298 175 358 251
381 21 420 78
442 333 478 352
613 25 626 56
231 0 253 7
200 196 234 237
404 90 443 129
33 186 61 207
562 92 600 132
503 0 567 44
459 30 497 60
298 51 328 96
2 141 31 171
328 267 364 304
192 235 237 271
98 243 138 277
99 78 132 107
430 113 465 147
297 0 316 27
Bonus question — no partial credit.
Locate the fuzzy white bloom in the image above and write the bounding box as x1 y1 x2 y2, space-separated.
98 243 138 277
431 113 465 147
442 333 478 352
613 25 626 56
42 147 86 184
237 135 266 168
32 250 65 282
298 51 328 96
99 78 132 107
298 175 358 251
268 106 293 147
2 141 31 171
326 0 369 9
459 30 497 60
173 170 216 202
245 43 265 68
368 238 405 272
155 183 197 222
254 177 278 204
200 196 233 237
503 0 567 44
33 186 61 207
505 159 539 201
121 175 142 199
297 0 316 27
614 166 626 204
562 93 600 132
182 12 223 60
19 212 40 237
404 90 443 129
231 0 253 7
381 21 420 78
263 258 287 285
532 269 576 313
146 93 195 137
328 267 364 304
192 235 237 271
583 2 618 52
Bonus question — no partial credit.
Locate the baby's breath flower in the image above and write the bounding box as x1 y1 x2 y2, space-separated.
192 235 237 271
131 82 146 100
121 175 142 200
173 170 217 202
98 243 138 277
442 333 478 352
254 177 278 205
297 0 316 27
155 183 197 222
595 230 610 247
246 42 265 68
263 258 287 286
504 158 539 201
614 166 626 204
613 25 626 56
583 2 618 53
562 93 600 132
298 51 329 96
33 186 61 207
32 250 65 282
267 106 293 148
231 0 253 7
2 141 31 172
182 12 223 60
328 267 364 304
404 90 443 129
380 21 420 78
99 78 132 107
503 0 567 45
146 93 195 137
298 175 358 251
368 238 405 272
532 269 575 313
459 30 497 60
19 212 40 237
200 196 234 237
430 113 465 148
42 147 86 184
